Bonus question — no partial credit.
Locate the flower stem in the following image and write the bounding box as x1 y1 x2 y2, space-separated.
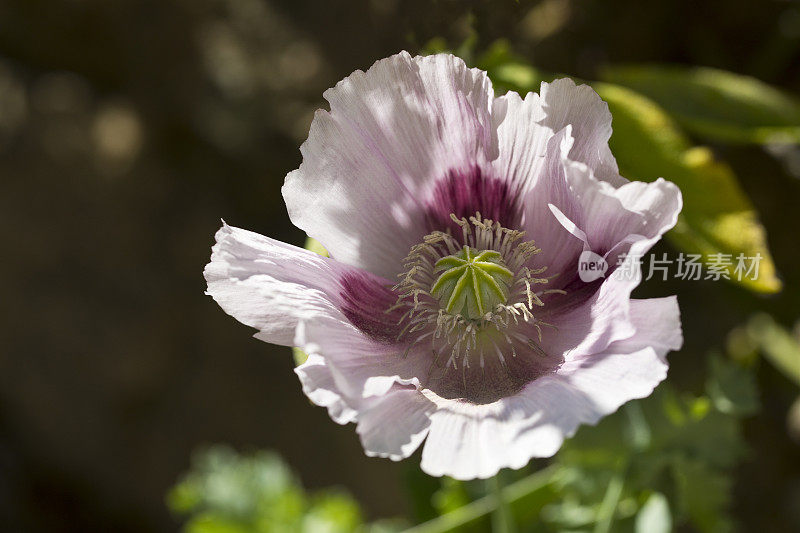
594 402 642 533
402 466 556 533
490 473 516 533
593 466 625 533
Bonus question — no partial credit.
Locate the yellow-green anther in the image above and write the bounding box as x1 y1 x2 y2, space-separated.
430 246 514 320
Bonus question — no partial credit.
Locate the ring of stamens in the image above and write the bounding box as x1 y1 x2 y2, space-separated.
388 212 565 374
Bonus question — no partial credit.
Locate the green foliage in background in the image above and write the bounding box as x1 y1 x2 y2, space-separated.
744 314 800 387
600 65 800 144
167 446 404 533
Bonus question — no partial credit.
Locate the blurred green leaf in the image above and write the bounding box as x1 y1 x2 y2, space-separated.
302 493 363 533
167 446 397 533
706 355 760 416
476 40 545 95
421 37 451 55
725 325 759 364
431 478 471 517
600 65 800 144
672 458 734 533
647 391 746 471
593 82 781 293
541 497 599 529
167 479 204 514
186 514 252 533
746 313 800 387
635 492 671 533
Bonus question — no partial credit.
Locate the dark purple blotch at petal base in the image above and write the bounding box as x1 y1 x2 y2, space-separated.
339 271 405 344
424 165 522 235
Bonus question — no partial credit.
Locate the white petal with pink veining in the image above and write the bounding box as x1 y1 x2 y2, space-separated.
283 52 498 280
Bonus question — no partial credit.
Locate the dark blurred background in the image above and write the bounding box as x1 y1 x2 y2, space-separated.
1 0 799 531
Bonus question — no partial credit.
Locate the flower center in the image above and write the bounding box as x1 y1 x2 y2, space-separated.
431 246 513 320
390 211 562 363
380 211 568 403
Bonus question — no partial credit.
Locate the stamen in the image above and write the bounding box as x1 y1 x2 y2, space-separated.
390 212 565 385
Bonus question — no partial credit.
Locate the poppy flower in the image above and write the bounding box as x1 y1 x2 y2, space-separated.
205 52 683 480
